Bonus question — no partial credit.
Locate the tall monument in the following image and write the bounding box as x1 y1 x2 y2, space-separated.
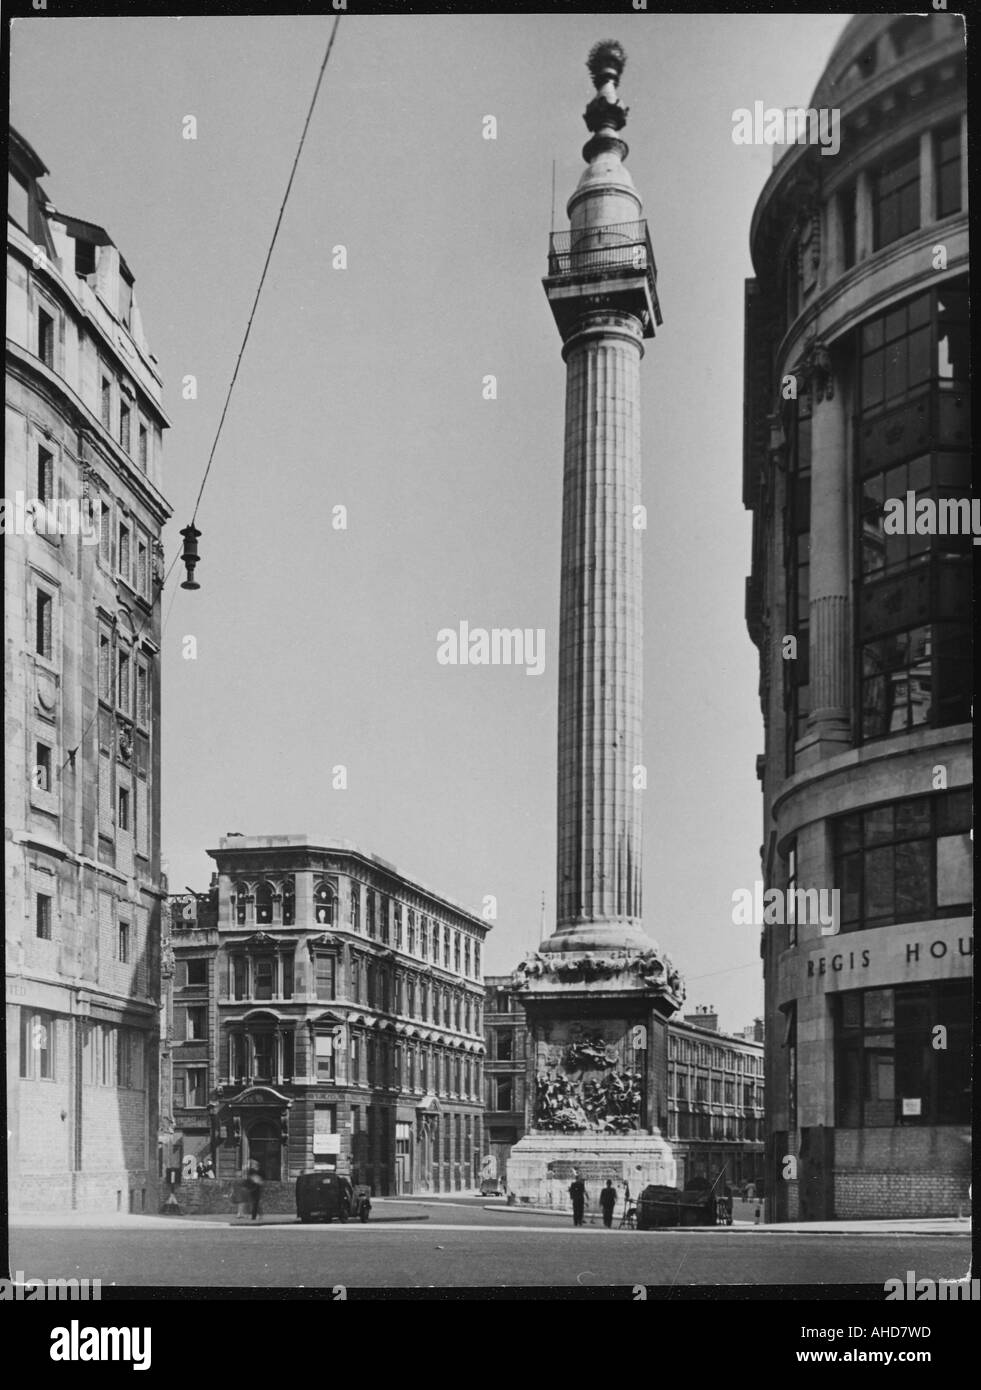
508 42 685 1207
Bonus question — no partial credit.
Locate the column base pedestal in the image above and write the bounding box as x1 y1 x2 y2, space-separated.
796 718 851 770
506 1131 676 1210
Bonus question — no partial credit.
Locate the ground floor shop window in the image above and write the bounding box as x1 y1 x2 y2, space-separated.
835 980 971 1127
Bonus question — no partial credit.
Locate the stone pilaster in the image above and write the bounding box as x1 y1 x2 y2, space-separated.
555 309 644 932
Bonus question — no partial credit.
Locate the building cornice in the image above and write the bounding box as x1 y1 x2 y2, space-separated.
774 220 968 377
770 723 971 846
8 225 168 420
208 839 490 935
750 32 965 262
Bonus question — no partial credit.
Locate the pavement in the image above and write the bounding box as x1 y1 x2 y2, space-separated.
8 1196 971 1237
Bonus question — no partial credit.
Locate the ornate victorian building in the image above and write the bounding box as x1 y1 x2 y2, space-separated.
744 14 971 1219
5 130 171 1212
164 835 488 1196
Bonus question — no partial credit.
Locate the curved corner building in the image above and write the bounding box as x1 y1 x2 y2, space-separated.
743 15 971 1220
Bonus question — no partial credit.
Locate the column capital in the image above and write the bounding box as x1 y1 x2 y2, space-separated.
796 336 836 403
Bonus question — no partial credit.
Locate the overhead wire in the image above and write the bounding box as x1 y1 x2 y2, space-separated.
188 12 342 527
60 17 342 771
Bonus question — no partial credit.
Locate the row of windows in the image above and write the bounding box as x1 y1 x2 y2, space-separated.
34 892 133 962
834 790 971 933
25 438 155 615
673 1074 764 1107
782 282 970 766
668 1037 763 1073
19 1011 144 1087
222 951 482 1031
231 878 482 977
98 631 151 726
672 1113 765 1143
26 269 153 469
32 587 154 741
784 121 963 330
783 790 971 943
221 1030 481 1100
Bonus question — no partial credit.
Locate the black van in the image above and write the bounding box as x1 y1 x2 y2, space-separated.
296 1171 370 1223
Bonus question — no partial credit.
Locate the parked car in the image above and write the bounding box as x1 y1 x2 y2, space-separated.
296 1171 366 1223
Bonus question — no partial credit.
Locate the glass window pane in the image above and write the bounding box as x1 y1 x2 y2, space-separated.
884 306 907 344
894 838 931 919
937 789 972 834
842 993 862 1029
864 806 895 844
907 326 931 387
937 833 972 906
894 797 931 839
840 853 862 925
864 845 895 919
906 456 931 492
862 317 884 352
935 454 971 488
898 183 920 237
865 988 895 1029
884 338 908 401
862 350 884 407
838 815 863 853
907 294 931 330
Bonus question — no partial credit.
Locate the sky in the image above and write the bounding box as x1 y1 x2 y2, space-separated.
10 11 850 1033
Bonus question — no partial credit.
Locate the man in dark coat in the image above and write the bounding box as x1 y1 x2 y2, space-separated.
599 1179 618 1228
568 1172 587 1227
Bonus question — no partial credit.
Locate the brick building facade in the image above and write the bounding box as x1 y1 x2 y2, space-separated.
5 129 170 1212
743 15 971 1219
162 835 489 1196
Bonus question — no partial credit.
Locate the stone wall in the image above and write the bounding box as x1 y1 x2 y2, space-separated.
161 1179 297 1216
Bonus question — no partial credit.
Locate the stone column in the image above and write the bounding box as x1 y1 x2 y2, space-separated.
555 308 644 932
294 868 314 929
919 129 934 229
855 168 873 261
800 352 851 766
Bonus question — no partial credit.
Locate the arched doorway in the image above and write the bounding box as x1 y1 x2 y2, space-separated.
247 1120 281 1181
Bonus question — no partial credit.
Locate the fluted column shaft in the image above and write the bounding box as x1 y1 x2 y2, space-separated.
556 309 644 930
805 371 851 756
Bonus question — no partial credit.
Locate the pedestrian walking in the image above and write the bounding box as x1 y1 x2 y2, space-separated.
599 1179 617 1229
244 1161 264 1223
568 1171 587 1227
234 1166 250 1219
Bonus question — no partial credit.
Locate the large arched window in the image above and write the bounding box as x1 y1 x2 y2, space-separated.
255 882 273 926
314 880 335 926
